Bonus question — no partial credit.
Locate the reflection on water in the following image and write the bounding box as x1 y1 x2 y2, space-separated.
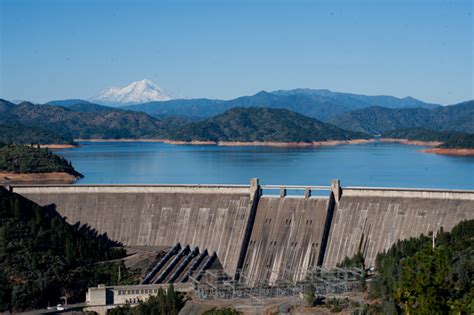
56 142 474 189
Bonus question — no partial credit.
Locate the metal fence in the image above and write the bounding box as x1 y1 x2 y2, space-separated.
194 266 364 300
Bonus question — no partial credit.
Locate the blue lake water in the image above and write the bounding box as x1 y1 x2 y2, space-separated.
56 141 474 189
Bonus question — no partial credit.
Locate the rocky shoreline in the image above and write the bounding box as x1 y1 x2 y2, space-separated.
75 138 376 147
216 139 375 147
37 144 78 149
0 172 80 184
421 148 474 156
379 138 442 147
75 138 165 143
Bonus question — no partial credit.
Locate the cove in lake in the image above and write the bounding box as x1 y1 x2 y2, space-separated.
56 141 474 190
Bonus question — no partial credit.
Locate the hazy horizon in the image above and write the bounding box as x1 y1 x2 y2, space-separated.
1 0 472 104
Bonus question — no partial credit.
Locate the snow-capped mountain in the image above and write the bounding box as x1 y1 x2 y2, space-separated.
92 79 174 105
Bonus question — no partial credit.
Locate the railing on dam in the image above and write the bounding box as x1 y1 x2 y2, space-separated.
9 184 252 195
260 184 332 197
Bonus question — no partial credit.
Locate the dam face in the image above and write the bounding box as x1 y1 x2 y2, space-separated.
323 188 474 268
10 180 474 285
11 185 258 278
241 196 330 285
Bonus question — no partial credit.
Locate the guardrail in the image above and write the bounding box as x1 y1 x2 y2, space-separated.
260 185 332 198
260 185 331 190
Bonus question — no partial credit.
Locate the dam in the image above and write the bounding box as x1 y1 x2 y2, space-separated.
9 179 474 285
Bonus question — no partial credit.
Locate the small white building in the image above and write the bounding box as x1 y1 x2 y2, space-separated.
84 283 193 315
86 283 193 306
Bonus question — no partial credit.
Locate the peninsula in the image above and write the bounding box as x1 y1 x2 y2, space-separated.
423 135 474 156
0 144 83 184
381 128 474 156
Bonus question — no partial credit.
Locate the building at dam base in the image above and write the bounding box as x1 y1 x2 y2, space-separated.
9 180 474 285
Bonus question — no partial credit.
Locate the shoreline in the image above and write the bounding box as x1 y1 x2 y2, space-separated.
421 148 474 157
75 138 166 143
379 138 442 147
46 138 474 156
217 139 375 147
75 138 376 147
0 172 80 184
36 144 78 149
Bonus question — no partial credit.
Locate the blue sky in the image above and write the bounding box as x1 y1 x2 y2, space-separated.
0 0 472 104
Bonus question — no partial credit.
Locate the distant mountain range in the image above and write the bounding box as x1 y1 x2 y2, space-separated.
91 79 174 105
49 88 440 121
271 88 439 109
329 100 474 134
1 89 472 145
119 89 440 121
47 99 115 112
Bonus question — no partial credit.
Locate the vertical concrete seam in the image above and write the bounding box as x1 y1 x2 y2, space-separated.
235 182 261 281
316 190 337 267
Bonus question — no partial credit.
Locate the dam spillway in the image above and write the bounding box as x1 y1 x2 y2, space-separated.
9 180 474 285
241 196 330 285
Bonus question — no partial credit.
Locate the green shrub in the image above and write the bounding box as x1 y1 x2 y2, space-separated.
202 307 242 315
108 285 185 315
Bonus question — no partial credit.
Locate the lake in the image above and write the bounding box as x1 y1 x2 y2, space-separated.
56 141 474 189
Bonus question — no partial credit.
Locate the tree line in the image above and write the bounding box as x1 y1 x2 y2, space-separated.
338 219 473 314
0 143 82 177
0 188 138 312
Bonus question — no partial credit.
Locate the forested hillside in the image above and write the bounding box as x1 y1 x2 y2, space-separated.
0 189 138 311
381 128 470 142
0 99 163 140
0 144 82 177
338 220 473 313
329 100 474 134
2 97 471 145
164 107 369 142
370 220 473 313
1 99 371 143
329 107 431 134
438 134 474 149
381 128 474 149
0 122 74 145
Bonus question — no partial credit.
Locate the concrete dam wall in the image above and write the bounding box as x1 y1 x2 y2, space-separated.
322 187 474 268
11 184 259 278
241 196 331 285
10 180 474 285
